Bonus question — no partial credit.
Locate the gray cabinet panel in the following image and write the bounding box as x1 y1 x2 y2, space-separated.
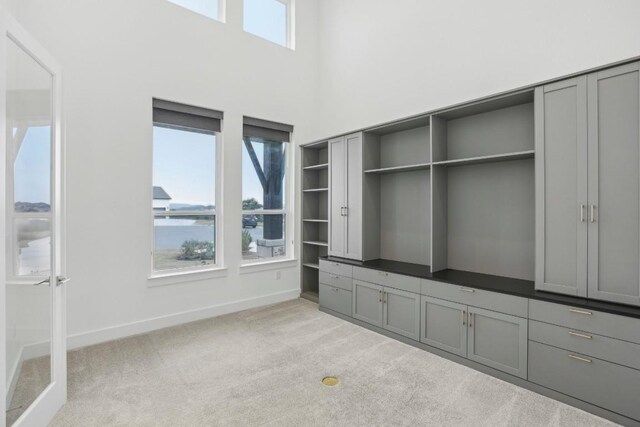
345 133 363 260
352 280 383 327
329 136 346 257
319 271 352 291
588 62 640 306
529 320 640 371
468 307 528 379
383 287 420 341
529 299 640 345
354 266 420 293
319 284 352 317
420 296 467 357
420 279 528 318
535 77 588 297
529 341 640 421
319 259 353 277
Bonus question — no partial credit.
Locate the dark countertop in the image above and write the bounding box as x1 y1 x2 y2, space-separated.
321 256 640 320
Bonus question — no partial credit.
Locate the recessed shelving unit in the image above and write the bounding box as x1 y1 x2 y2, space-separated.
430 90 536 280
300 140 330 301
364 162 431 174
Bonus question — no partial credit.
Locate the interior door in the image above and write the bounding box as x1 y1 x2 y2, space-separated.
534 77 588 297
2 12 67 427
328 136 345 257
587 62 640 306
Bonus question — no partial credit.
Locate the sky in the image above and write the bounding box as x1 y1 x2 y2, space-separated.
13 126 51 205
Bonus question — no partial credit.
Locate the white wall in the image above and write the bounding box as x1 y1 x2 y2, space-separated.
6 0 319 345
314 0 640 139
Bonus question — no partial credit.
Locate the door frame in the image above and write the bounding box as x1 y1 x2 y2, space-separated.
1 10 67 427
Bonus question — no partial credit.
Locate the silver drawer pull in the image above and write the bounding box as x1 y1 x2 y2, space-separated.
334 263 341 267
330 274 339 279
460 288 475 293
379 271 389 276
568 354 592 363
332 287 340 292
568 331 593 340
568 308 592 316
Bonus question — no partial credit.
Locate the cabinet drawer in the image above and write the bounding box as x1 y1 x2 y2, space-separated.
319 284 352 317
529 320 640 371
529 300 640 344
353 267 420 293
421 279 528 318
529 341 640 421
319 259 354 278
319 271 352 291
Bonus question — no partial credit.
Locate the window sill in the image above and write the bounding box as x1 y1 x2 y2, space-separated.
239 258 298 274
148 266 228 288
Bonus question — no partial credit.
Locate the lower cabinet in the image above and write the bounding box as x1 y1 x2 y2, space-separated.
353 280 420 340
421 296 467 357
420 296 528 379
319 284 352 317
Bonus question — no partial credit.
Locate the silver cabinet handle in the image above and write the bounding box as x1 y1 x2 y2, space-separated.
378 290 382 302
468 312 473 328
340 207 345 216
568 354 592 363
460 287 475 293
580 204 585 222
590 204 596 223
568 331 593 340
344 206 348 216
383 291 387 304
33 278 50 286
462 310 466 326
568 308 592 316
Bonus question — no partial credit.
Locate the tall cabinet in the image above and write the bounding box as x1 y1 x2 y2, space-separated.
536 62 640 306
328 133 379 260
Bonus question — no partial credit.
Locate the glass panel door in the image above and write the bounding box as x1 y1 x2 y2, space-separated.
3 12 66 427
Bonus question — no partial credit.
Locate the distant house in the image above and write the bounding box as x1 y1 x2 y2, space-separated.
153 186 172 211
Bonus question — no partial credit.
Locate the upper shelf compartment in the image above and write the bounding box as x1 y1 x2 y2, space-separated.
363 116 431 174
431 90 535 165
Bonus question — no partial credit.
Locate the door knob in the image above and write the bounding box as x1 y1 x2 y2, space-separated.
33 278 50 286
56 276 70 286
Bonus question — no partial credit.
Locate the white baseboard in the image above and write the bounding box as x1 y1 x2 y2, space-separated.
67 288 300 351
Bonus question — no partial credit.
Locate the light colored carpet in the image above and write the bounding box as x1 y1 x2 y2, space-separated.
48 298 616 426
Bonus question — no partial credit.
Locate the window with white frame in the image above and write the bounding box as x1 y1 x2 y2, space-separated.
243 0 293 48
242 117 293 263
152 99 222 274
167 0 225 22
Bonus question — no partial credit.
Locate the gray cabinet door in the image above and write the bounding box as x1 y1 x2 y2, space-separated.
535 77 588 297
352 280 383 327
587 62 640 306
328 136 345 257
344 133 363 260
382 287 420 341
467 307 528 379
420 296 467 357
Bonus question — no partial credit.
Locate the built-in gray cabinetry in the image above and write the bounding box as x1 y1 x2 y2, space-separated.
420 281 528 379
351 271 421 341
535 62 640 306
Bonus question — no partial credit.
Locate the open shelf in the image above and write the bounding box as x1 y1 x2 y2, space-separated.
303 240 328 247
365 162 431 174
300 290 319 303
431 150 534 167
303 219 328 223
304 163 328 171
303 188 328 193
303 262 320 269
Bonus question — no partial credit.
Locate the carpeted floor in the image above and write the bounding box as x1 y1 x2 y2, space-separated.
42 298 616 426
